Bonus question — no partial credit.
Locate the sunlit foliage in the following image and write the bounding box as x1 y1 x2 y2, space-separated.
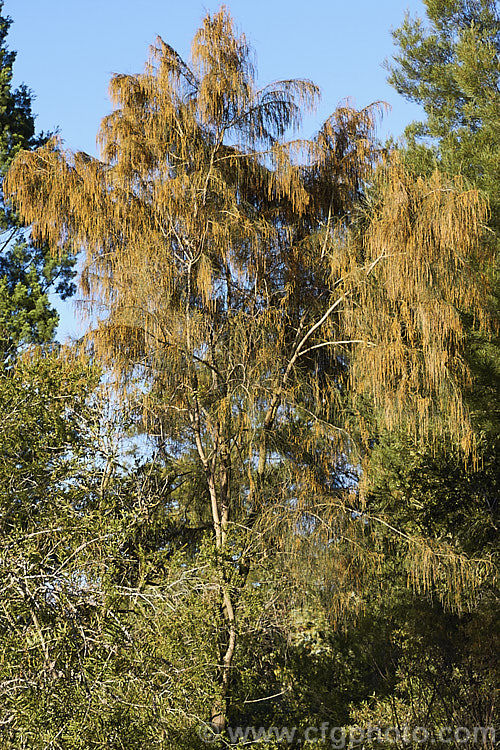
5 6 494 733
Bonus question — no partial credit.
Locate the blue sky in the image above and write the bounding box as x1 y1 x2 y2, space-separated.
6 0 427 339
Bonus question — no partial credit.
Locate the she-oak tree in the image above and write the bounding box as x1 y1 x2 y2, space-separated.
5 7 493 732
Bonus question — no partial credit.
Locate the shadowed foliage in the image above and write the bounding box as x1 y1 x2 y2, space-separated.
4 6 496 739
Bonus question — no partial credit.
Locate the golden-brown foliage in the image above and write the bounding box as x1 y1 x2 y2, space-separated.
4 6 492 629
333 158 490 452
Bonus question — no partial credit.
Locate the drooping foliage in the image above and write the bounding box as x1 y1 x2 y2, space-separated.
341 1 500 741
0 1 76 357
379 0 499 588
5 6 496 739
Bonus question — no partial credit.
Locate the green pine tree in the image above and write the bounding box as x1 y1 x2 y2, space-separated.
386 0 500 227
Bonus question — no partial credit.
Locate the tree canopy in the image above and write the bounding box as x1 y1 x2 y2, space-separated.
2 5 498 745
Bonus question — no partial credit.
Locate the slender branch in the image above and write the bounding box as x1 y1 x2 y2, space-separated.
297 339 375 357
